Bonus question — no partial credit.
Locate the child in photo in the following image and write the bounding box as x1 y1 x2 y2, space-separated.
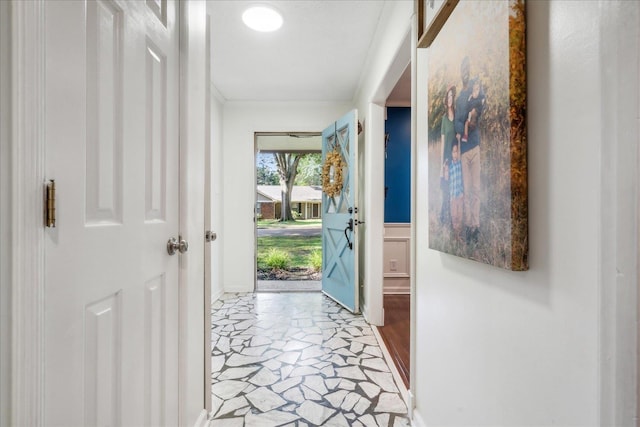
448 143 464 242
461 78 485 143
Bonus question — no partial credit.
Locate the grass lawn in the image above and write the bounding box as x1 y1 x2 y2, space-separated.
257 235 321 269
257 219 322 229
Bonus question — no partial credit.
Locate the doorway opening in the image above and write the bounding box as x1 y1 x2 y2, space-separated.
254 132 323 292
376 62 412 389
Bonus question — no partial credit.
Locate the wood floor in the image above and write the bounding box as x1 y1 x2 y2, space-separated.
377 294 410 389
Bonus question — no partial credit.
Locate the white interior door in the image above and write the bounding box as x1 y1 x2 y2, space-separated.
322 109 359 313
44 1 180 425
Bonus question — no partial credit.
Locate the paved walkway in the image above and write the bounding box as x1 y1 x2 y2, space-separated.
257 227 321 237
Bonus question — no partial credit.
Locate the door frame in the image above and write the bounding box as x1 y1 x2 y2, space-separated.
363 27 412 326
1 1 12 426
178 1 208 425
8 1 46 425
8 2 208 425
363 14 414 413
203 10 212 416
253 132 322 292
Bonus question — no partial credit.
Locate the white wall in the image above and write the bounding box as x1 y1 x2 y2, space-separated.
413 2 639 426
221 101 351 292
0 2 11 426
598 1 639 424
354 1 413 111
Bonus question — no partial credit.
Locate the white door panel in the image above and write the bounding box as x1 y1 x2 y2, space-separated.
45 1 180 425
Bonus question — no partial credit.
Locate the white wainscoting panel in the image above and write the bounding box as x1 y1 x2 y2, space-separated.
384 223 411 294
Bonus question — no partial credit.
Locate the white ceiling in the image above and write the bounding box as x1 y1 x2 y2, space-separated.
209 1 388 102
386 63 411 107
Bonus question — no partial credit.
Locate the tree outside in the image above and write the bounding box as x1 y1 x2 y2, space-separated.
256 154 279 185
295 153 322 186
274 153 301 221
257 152 322 221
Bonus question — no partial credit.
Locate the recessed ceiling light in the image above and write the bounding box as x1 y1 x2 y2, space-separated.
242 5 283 32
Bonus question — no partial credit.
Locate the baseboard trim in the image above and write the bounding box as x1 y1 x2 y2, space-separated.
411 408 426 427
371 325 408 406
407 389 414 419
361 300 370 323
193 409 209 427
223 286 254 294
211 288 224 303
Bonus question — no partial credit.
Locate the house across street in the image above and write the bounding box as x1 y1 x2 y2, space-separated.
256 185 322 220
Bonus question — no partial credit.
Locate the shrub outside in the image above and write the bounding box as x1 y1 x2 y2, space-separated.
308 250 322 272
264 248 291 270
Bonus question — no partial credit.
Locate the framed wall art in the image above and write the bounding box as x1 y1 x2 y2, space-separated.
425 0 528 270
417 0 459 48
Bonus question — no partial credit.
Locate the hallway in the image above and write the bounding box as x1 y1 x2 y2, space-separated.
210 293 409 426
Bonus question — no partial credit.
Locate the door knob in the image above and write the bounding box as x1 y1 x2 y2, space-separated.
167 237 188 255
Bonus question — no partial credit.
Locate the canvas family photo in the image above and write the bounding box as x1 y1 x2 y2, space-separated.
427 0 527 270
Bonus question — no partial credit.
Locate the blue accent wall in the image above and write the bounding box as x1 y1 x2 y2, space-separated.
384 107 411 223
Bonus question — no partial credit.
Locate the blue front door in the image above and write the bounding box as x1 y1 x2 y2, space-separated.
321 110 359 313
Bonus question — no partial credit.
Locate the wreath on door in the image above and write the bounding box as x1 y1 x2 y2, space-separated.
322 149 344 198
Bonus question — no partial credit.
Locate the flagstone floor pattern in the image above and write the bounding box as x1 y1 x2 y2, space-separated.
210 293 409 426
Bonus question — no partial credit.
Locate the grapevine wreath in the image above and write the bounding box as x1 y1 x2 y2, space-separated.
322 149 344 198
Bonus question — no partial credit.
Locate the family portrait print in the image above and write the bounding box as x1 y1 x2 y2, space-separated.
427 0 527 270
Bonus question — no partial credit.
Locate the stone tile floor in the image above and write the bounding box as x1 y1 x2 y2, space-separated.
210 292 410 426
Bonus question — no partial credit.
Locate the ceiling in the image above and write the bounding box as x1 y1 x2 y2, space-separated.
209 1 389 102
386 64 411 107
